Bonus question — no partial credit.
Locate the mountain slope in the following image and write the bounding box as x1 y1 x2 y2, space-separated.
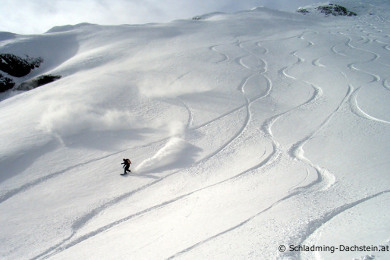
1 1 390 259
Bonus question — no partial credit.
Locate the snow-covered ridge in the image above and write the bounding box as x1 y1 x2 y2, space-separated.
1 1 390 259
46 23 98 33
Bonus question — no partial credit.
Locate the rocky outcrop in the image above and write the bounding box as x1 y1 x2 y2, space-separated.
0 73 15 92
317 4 357 16
0 53 61 93
0 53 43 77
16 75 61 91
298 4 357 17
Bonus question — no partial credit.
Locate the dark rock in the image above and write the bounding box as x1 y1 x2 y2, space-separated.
16 74 61 91
297 8 309 14
0 73 15 92
0 53 43 77
297 4 357 16
316 4 357 16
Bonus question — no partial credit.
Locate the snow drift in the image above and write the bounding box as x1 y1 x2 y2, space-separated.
135 137 201 173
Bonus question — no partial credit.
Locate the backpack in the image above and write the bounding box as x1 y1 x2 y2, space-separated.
126 159 131 164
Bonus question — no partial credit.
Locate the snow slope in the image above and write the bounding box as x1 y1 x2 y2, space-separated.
1 0 390 259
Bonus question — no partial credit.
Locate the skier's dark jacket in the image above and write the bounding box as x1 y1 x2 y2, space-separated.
122 158 131 168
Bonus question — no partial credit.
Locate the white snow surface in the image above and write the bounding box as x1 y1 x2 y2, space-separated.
1 1 390 259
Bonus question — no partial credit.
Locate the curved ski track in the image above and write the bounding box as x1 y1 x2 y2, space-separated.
285 21 390 257
170 25 390 258
167 30 352 258
334 30 390 124
293 190 390 259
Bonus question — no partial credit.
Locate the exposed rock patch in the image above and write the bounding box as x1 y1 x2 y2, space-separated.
0 53 62 94
298 4 357 17
0 53 43 77
0 73 15 92
16 75 61 91
317 4 357 16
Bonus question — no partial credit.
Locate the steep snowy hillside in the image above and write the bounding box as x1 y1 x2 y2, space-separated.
1 0 390 259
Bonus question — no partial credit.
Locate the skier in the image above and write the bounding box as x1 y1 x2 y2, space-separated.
121 158 132 175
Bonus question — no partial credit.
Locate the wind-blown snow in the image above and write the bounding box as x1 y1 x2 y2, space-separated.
1 0 390 259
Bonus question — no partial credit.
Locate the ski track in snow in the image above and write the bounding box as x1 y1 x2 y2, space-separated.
350 87 390 124
0 136 176 204
334 30 390 124
293 190 390 259
286 31 353 191
265 31 340 194
209 45 230 63
177 97 194 129
0 149 126 204
288 84 352 192
167 188 306 259
167 30 351 258
37 148 271 260
384 78 390 91
170 25 390 258
284 22 390 255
